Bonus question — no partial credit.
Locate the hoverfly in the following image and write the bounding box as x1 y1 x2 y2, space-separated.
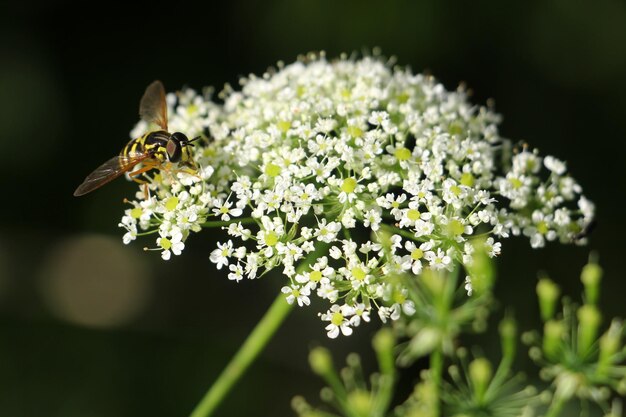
74 81 199 196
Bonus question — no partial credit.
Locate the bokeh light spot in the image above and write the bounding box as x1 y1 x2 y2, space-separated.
38 234 151 328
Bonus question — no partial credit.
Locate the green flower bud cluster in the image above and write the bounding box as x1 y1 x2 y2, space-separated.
527 259 625 415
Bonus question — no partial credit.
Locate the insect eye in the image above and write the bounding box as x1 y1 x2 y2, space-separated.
171 132 189 143
166 139 181 161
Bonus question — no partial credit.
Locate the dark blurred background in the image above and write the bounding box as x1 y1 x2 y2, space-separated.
1 1 625 416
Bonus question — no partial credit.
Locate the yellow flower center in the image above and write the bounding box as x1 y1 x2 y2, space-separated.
394 147 411 161
265 231 278 246
130 208 143 219
447 219 464 236
277 120 291 133
509 177 523 189
160 237 172 250
265 163 281 177
165 197 179 211
351 267 366 281
331 312 344 326
461 172 475 187
537 221 549 235
347 125 363 138
310 271 322 282
341 177 357 193
407 209 421 221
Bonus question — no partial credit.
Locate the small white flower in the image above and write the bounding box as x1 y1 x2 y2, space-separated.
349 303 371 327
329 246 342 260
158 228 185 260
315 219 341 243
484 237 501 257
368 111 390 126
404 240 432 274
464 276 473 296
320 304 355 338
210 240 234 269
578 196 595 221
362 209 382 231
281 284 311 306
544 155 567 175
212 199 243 221
425 248 452 270
228 263 244 282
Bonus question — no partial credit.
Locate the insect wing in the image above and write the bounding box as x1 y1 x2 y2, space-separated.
139 80 168 131
73 153 150 196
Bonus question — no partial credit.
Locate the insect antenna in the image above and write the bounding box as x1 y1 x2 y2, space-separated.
186 136 201 146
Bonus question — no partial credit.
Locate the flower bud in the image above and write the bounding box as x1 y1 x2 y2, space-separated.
291 396 324 417
543 320 565 360
373 328 395 374
373 327 395 354
577 304 601 355
347 390 371 417
469 357 492 403
597 320 623 378
309 347 334 376
413 327 441 356
581 262 602 305
320 387 334 402
499 315 517 364
405 381 437 417
536 277 560 321
554 371 581 401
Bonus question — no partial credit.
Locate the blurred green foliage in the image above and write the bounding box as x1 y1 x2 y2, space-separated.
0 1 625 416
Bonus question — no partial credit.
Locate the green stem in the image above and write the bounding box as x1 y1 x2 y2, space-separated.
372 329 396 417
544 397 566 417
428 269 457 417
189 294 292 417
202 217 258 228
430 348 444 417
189 244 328 417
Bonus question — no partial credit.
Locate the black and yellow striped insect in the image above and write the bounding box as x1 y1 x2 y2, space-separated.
74 81 199 196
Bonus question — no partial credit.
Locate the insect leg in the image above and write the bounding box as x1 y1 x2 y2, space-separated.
128 163 158 181
129 163 160 200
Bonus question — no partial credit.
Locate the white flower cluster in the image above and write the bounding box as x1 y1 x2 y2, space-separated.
119 53 594 337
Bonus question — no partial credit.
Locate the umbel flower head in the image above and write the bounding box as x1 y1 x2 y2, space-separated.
119 52 594 337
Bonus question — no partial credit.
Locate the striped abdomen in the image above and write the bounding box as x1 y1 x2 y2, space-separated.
121 130 171 162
